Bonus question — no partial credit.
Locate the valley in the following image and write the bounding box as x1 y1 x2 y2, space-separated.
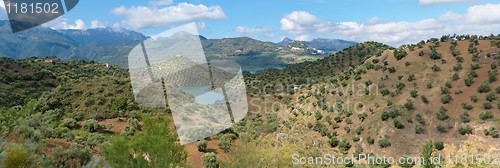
0 34 499 167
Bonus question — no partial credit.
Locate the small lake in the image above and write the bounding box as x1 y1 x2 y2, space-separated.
243 66 285 73
182 85 225 104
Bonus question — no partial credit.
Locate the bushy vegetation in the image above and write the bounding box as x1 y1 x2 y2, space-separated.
479 110 494 120
394 49 408 60
434 141 444 150
458 125 474 135
378 138 391 148
436 106 449 121
197 140 208 152
2 34 500 167
102 117 187 167
202 153 220 168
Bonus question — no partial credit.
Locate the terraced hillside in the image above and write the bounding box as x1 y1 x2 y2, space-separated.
227 35 500 167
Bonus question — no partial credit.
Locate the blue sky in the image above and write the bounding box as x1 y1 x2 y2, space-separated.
1 0 500 46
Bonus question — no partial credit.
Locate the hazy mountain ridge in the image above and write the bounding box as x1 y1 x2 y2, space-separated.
0 21 357 69
0 21 147 67
278 37 358 51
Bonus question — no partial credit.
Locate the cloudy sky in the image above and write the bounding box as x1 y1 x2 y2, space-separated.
1 0 500 46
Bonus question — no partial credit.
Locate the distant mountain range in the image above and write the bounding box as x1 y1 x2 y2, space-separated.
0 20 357 69
0 20 147 67
278 37 357 51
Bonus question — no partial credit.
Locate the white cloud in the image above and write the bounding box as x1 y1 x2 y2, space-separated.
265 34 275 38
43 18 86 30
280 4 500 46
90 20 105 29
280 11 336 36
466 3 500 23
196 22 207 29
150 0 173 6
235 26 273 35
112 3 226 30
0 1 4 9
294 35 311 41
419 0 473 5
367 17 383 25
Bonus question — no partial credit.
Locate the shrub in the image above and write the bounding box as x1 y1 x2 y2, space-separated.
478 82 491 93
432 65 441 72
445 81 452 88
452 73 460 81
394 49 407 60
436 106 449 120
357 113 368 122
437 124 448 133
379 138 391 148
464 77 474 87
381 111 389 121
334 116 342 123
344 126 351 133
314 111 323 120
197 140 208 152
387 100 393 106
418 50 425 56
388 67 396 73
2 144 32 168
367 136 375 145
389 109 400 119
458 125 473 135
460 112 470 123
102 117 187 167
426 82 433 89
410 90 418 98
488 70 497 82
404 99 414 110
63 118 80 129
483 102 493 110
430 49 441 60
355 126 364 135
83 119 105 133
470 95 479 102
484 127 499 138
415 125 424 134
462 103 473 110
329 136 339 147
202 153 219 168
421 95 429 104
471 64 480 70
353 145 364 160
408 74 416 82
441 94 452 104
441 87 450 95
394 120 405 129
353 136 360 142
416 114 426 124
479 110 493 120
380 88 390 96
434 141 444 150
339 139 351 154
421 141 435 168
453 63 463 71
485 92 497 102
218 136 233 153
